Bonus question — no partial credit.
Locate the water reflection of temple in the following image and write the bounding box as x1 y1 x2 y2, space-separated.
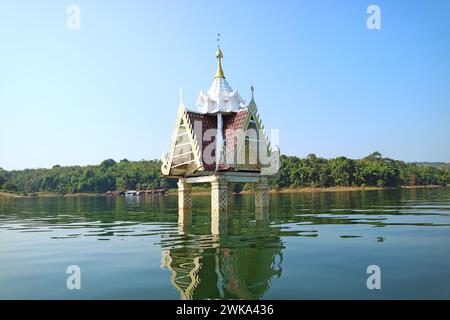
160 211 283 300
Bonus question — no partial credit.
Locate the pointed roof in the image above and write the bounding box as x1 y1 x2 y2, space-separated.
194 47 245 114
161 44 280 177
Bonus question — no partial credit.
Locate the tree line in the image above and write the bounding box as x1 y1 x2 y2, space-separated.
269 152 449 189
0 159 176 194
0 152 448 194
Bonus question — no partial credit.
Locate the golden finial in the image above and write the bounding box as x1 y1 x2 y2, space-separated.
215 33 225 79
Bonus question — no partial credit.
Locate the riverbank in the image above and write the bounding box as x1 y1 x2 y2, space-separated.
269 185 445 194
149 185 448 196
1 185 446 198
0 191 104 198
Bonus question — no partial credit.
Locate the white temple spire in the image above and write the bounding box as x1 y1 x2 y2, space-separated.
195 45 245 114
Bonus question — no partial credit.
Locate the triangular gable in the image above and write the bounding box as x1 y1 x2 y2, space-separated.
243 98 271 152
231 97 272 170
161 103 203 176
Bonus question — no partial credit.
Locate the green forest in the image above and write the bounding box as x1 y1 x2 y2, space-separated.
0 152 448 194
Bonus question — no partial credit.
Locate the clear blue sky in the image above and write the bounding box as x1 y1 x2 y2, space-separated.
1 0 449 170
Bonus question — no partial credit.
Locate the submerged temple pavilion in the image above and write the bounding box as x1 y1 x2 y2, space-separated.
161 45 280 219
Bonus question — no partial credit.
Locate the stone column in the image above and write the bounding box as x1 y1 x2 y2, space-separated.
178 178 192 214
255 176 269 220
210 176 229 234
211 175 228 213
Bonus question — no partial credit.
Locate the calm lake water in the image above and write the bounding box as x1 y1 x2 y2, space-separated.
1 188 450 299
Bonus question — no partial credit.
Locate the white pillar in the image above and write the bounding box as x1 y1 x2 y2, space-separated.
215 113 224 170
178 178 192 214
211 175 228 213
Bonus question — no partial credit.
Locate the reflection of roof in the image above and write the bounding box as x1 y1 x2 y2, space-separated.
161 249 201 300
162 242 283 300
186 109 248 171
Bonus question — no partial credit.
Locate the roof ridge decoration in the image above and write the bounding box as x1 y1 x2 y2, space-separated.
183 107 203 169
248 87 280 175
246 87 270 147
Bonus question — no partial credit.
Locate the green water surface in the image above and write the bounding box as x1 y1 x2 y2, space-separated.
0 188 449 299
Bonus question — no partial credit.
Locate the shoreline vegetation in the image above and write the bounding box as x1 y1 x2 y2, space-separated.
0 185 447 198
1 152 449 198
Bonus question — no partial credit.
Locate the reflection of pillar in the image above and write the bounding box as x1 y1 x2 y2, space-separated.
178 178 192 213
255 206 269 221
211 176 228 214
211 207 228 235
160 249 172 269
255 210 270 228
227 183 234 210
178 207 192 234
255 177 269 208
